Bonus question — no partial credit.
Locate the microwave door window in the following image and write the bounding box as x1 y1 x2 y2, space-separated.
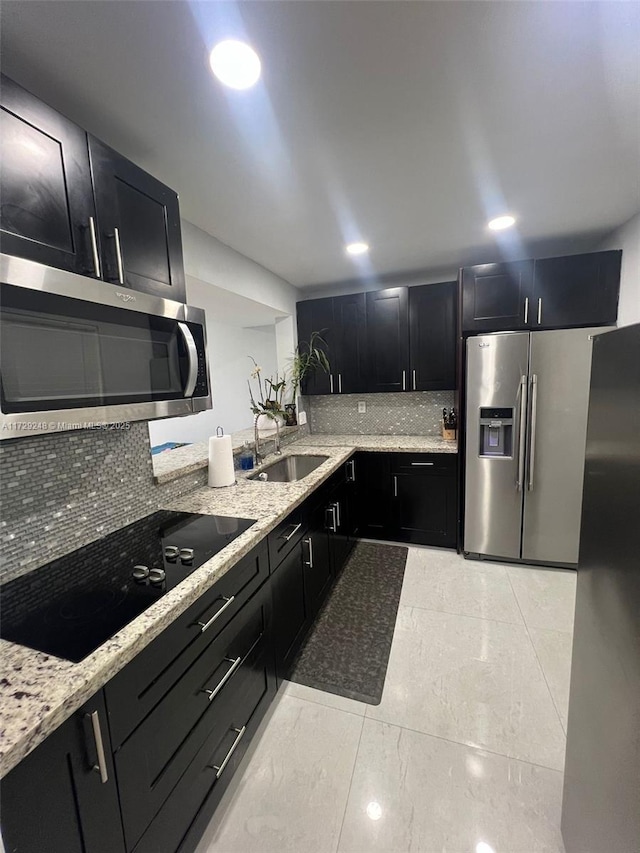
1 311 103 406
98 324 183 398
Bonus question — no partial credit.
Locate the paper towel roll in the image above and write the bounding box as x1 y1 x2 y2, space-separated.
208 429 235 487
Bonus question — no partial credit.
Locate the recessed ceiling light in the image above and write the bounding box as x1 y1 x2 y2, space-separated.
209 40 261 90
345 242 369 256
488 215 516 231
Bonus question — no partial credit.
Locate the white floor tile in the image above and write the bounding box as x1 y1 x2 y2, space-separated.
282 679 368 716
507 566 576 633
198 695 363 853
529 627 573 731
401 548 524 624
338 719 566 853
366 605 566 770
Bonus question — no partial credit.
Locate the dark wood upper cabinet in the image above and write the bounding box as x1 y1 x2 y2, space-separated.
333 292 367 394
89 137 186 303
409 281 457 391
0 75 98 277
296 297 334 395
532 250 621 329
366 287 410 392
461 260 534 333
1 690 125 853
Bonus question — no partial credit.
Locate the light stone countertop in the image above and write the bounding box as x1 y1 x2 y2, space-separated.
0 434 456 778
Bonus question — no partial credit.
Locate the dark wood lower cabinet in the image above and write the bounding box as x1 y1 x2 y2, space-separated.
1 691 125 853
1 450 458 853
356 452 458 547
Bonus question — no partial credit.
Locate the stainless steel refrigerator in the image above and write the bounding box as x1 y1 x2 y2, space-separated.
464 326 611 565
561 323 640 853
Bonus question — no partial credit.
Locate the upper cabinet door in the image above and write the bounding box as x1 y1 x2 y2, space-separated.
0 76 98 277
409 282 457 391
333 292 367 394
461 260 534 333
89 137 186 302
532 251 621 329
296 297 334 395
366 287 410 393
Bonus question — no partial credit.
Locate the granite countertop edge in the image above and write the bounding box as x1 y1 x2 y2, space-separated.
0 435 456 777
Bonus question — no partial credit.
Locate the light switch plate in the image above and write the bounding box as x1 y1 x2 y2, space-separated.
357 401 366 414
298 411 307 425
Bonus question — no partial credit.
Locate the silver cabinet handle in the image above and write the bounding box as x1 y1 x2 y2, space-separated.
411 462 434 466
330 374 334 394
210 726 246 779
177 322 198 397
402 370 406 391
338 373 342 393
393 475 398 497
412 369 416 391
537 297 542 325
325 504 337 533
528 374 538 491
88 216 101 278
195 595 235 632
335 501 341 528
303 536 313 568
202 656 242 702
346 459 356 482
516 374 528 491
113 226 124 284
280 522 302 542
524 297 529 324
86 711 108 784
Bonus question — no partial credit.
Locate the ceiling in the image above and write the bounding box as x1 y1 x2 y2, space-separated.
2 1 639 288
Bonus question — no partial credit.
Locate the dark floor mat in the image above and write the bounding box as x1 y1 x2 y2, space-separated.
288 541 408 705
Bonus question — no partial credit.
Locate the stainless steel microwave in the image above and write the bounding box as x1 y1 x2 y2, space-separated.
0 254 211 439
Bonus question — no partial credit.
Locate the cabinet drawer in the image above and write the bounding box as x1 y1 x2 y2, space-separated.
106 541 269 748
116 583 272 851
132 637 276 853
391 453 457 475
268 505 307 570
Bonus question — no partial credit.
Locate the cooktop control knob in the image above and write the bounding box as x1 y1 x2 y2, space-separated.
149 568 166 584
164 545 179 560
179 548 194 563
132 565 149 581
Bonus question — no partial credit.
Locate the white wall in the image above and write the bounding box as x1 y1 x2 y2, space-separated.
148 220 302 446
598 211 640 327
148 278 279 446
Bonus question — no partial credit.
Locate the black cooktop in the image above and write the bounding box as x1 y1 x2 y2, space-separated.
0 510 256 663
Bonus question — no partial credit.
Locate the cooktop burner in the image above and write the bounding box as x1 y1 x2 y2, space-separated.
0 510 256 663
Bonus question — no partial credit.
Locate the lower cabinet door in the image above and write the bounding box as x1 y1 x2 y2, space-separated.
1 691 125 853
355 452 392 539
392 470 457 547
303 504 333 617
271 539 311 679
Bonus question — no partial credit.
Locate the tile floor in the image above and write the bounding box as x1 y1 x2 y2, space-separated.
195 547 576 853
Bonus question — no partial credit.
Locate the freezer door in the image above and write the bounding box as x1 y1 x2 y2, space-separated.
464 333 529 558
522 327 611 564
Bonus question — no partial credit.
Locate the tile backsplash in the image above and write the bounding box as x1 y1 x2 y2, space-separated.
0 423 205 584
305 391 455 435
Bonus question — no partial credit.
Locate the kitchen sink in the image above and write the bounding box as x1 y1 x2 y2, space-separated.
248 455 329 483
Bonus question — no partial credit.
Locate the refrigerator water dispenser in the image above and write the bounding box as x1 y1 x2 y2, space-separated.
479 407 513 457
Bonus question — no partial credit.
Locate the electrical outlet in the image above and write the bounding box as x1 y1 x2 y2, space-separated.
298 411 307 425
357 401 366 414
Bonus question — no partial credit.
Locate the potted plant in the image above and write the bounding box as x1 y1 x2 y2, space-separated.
288 331 331 420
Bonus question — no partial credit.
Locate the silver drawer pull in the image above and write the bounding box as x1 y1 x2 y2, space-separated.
280 522 302 542
210 726 246 779
195 595 234 633
202 656 242 702
86 711 108 784
411 462 435 466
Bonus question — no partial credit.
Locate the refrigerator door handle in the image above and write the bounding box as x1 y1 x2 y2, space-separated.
527 374 539 490
516 374 528 491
